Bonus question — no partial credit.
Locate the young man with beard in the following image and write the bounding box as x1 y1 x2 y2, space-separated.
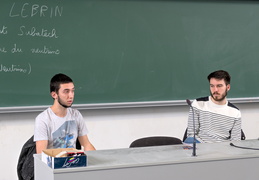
34 73 95 153
184 70 241 143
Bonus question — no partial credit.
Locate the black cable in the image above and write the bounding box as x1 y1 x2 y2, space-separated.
230 143 259 150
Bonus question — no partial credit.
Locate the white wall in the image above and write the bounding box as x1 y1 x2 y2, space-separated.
1 102 259 180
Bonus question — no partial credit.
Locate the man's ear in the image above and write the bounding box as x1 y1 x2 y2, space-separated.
227 84 231 91
51 91 57 99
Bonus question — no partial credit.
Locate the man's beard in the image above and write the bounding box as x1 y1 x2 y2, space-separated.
57 96 72 108
210 89 228 102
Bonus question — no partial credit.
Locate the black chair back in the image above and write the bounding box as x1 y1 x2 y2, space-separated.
130 136 182 148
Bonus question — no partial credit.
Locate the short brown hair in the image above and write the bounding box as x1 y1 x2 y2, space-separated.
207 70 231 85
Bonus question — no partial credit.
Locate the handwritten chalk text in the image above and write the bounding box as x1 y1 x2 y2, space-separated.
11 44 23 53
0 46 7 53
18 26 58 38
31 46 60 55
0 25 8 35
9 3 63 18
0 63 31 74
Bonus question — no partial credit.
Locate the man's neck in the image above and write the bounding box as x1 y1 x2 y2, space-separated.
51 102 68 117
210 96 227 105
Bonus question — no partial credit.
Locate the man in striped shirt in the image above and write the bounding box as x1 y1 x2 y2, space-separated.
185 70 241 143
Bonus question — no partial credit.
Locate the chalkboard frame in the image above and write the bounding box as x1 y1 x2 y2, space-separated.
1 97 259 113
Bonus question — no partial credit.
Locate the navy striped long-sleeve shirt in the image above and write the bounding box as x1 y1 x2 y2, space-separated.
186 96 241 143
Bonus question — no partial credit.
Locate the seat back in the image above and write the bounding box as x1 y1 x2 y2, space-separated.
129 136 182 148
241 129 246 140
183 128 188 142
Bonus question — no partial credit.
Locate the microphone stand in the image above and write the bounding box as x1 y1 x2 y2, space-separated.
186 99 197 156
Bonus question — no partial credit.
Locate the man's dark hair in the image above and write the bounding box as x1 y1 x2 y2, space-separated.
207 70 231 85
50 73 73 93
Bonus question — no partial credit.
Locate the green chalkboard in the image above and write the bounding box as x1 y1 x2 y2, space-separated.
1 0 259 108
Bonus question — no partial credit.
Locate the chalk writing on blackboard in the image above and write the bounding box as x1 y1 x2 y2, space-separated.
0 46 7 53
18 26 59 38
9 2 63 18
0 63 31 74
31 46 60 55
0 2 63 75
0 25 8 35
0 43 60 55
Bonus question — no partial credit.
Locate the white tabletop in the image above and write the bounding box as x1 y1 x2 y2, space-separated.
34 139 259 173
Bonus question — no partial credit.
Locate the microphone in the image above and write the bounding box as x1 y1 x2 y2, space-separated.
186 99 197 156
230 143 259 150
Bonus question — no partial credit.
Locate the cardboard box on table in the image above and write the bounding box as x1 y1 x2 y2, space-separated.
41 148 87 169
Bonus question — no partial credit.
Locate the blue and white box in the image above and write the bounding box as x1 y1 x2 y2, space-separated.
41 148 87 169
